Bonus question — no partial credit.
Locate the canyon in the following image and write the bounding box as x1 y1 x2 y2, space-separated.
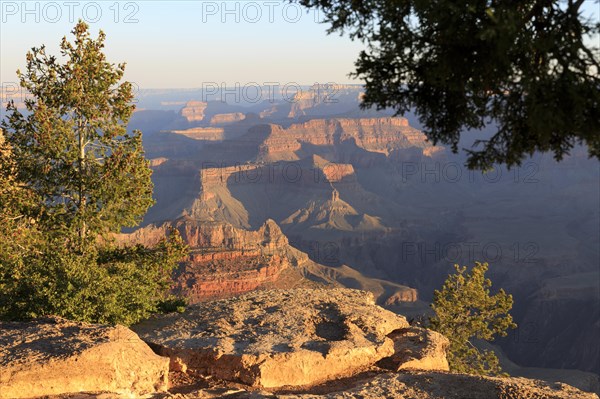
121 88 599 391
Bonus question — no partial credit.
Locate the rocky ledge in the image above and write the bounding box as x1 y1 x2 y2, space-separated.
132 289 409 388
1 289 597 399
157 371 599 399
0 316 168 399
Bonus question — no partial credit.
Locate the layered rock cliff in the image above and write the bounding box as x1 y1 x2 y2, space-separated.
256 117 429 162
119 218 313 303
209 112 245 125
257 84 364 119
169 127 225 141
119 215 418 307
180 101 207 122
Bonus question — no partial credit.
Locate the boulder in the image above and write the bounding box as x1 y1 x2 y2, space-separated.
377 327 450 371
0 316 169 399
133 288 408 388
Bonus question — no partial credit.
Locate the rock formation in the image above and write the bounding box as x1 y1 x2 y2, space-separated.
180 101 207 122
171 219 301 302
133 288 408 388
2 292 597 399
256 84 364 119
149 157 169 167
118 218 320 303
423 145 446 158
377 327 450 372
255 118 428 162
155 371 599 399
209 112 245 125
169 127 225 141
118 210 418 308
190 154 396 235
0 317 168 399
384 289 419 304
313 372 598 399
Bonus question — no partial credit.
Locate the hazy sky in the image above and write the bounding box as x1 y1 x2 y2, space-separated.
1 1 365 88
1 1 598 89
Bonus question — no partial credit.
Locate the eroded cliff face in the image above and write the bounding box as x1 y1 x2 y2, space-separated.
209 112 245 125
119 214 418 307
118 218 314 303
169 127 225 141
189 154 381 233
157 117 438 168
255 118 429 162
180 101 208 122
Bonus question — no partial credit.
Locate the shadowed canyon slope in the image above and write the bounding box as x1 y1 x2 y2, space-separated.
126 89 599 385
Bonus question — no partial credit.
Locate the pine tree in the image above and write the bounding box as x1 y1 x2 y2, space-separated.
430 262 517 376
2 21 153 249
0 22 187 325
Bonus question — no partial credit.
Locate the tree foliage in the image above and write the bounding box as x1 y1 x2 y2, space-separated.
298 0 600 169
0 231 185 326
0 129 44 312
0 22 187 325
2 21 153 246
430 262 517 375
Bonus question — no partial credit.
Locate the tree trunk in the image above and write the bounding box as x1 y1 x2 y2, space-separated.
78 119 86 243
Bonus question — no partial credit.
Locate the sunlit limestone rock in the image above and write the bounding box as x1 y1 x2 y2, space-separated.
0 317 169 399
133 288 408 388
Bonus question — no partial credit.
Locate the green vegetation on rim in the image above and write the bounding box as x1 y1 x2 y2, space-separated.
430 262 517 376
0 21 187 326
